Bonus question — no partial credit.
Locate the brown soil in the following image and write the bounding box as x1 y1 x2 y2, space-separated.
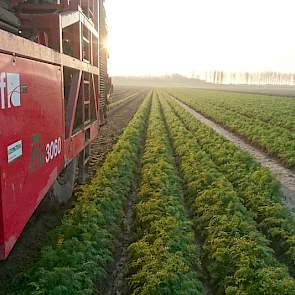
110 88 140 103
88 90 147 178
0 88 148 294
173 97 295 214
109 90 134 103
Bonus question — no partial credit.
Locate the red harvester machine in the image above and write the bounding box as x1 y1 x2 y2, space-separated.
0 0 112 260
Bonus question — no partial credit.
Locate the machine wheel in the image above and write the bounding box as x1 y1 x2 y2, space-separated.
51 159 77 204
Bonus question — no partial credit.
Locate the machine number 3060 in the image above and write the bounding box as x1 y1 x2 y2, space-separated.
45 137 62 164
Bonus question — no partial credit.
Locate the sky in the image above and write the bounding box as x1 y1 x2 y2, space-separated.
105 0 295 76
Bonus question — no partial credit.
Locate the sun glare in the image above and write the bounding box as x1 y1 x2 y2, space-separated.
105 0 295 76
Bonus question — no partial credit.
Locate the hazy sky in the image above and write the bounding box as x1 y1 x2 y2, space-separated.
105 0 295 76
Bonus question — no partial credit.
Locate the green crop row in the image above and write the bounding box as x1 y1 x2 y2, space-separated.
127 93 204 294
159 94 295 294
167 88 295 168
174 89 295 131
162 92 295 276
11 95 152 295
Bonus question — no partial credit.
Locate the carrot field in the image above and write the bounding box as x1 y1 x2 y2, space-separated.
166 88 295 169
7 90 295 295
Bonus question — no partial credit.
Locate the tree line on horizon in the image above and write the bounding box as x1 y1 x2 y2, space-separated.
199 71 295 86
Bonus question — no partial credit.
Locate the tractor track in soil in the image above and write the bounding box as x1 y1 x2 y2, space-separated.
88 90 147 178
110 90 137 103
0 89 148 294
109 87 147 104
171 96 295 214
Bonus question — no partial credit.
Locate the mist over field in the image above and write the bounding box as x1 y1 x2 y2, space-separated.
113 75 295 97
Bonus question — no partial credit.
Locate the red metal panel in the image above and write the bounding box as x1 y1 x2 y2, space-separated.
0 170 4 256
64 120 99 163
0 0 106 259
0 53 64 259
0 29 100 75
66 70 82 137
19 13 62 52
64 130 85 162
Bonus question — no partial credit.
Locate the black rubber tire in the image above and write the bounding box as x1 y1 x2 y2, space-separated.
51 159 77 204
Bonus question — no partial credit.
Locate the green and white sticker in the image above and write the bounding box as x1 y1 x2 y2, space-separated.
8 140 22 163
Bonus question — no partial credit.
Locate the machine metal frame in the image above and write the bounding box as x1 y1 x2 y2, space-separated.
0 0 110 259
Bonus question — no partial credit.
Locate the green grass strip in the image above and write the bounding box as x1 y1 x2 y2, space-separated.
127 92 204 295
